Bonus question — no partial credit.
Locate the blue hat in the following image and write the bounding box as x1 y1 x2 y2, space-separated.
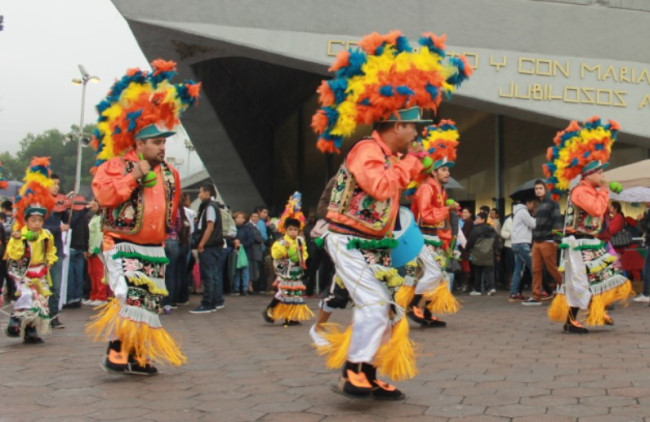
383 107 432 124
134 124 176 140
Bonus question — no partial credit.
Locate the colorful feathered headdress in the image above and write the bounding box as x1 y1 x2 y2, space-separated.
277 191 306 234
542 116 619 200
405 120 460 198
311 30 473 153
14 157 55 230
90 59 201 172
0 161 8 190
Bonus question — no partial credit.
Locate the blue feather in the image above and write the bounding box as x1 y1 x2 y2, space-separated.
380 85 394 97
395 85 414 96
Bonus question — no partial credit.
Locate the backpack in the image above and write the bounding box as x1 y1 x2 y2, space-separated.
470 237 495 266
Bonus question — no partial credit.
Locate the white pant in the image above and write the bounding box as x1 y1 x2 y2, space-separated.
414 244 443 295
325 232 392 362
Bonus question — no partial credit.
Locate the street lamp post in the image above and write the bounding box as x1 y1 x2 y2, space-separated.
71 64 99 196
184 138 195 176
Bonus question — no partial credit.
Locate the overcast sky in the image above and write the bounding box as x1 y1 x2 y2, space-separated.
0 0 203 177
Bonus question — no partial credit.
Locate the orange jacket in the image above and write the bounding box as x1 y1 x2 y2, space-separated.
411 176 452 246
92 150 181 247
327 131 422 238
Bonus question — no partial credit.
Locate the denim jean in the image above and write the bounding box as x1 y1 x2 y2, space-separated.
643 245 650 296
200 246 227 308
511 243 533 296
163 238 180 307
232 266 250 293
66 249 86 302
48 257 63 317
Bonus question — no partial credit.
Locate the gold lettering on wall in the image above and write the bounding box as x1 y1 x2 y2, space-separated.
323 39 645 109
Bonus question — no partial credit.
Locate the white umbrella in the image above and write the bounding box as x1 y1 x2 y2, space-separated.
610 186 650 203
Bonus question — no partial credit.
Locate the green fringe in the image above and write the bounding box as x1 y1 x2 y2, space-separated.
559 241 604 251
314 237 324 249
347 238 398 251
112 251 170 265
424 238 443 247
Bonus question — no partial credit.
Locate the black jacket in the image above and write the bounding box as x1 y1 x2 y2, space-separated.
532 196 562 242
196 200 223 248
466 223 502 253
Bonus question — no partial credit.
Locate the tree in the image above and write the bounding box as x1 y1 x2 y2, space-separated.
1 124 97 193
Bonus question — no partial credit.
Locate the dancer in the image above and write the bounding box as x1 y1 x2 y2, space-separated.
5 157 57 344
262 192 314 326
400 121 462 327
311 30 472 400
86 59 201 374
544 117 633 333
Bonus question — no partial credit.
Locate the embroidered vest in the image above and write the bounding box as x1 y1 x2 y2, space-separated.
101 160 176 235
327 140 393 237
564 200 602 236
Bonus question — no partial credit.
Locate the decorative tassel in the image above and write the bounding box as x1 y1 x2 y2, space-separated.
86 299 186 366
423 281 460 315
586 294 606 326
316 323 353 369
547 293 569 322
395 284 415 309
586 280 634 326
270 303 314 321
373 317 418 381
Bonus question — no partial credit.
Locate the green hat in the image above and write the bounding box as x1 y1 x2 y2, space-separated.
135 124 176 140
383 107 432 124
581 160 609 175
434 157 455 170
24 204 47 219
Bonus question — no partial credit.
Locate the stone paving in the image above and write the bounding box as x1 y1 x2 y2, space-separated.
1 291 650 422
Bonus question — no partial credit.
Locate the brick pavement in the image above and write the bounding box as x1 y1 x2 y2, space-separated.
1 292 650 422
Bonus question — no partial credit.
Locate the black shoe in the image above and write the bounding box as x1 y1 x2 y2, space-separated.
406 307 428 325
102 341 128 373
371 379 406 401
50 317 65 329
358 362 405 401
425 317 447 328
286 320 301 326
563 321 589 334
6 316 21 338
62 301 81 309
23 325 43 344
262 308 275 324
125 356 158 376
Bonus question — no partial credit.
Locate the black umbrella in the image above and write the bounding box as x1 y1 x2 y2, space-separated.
509 179 538 202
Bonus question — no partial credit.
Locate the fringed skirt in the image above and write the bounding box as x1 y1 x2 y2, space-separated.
86 242 186 366
398 237 460 315
11 264 52 335
271 263 313 321
548 236 633 326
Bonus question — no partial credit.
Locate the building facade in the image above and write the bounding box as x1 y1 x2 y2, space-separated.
113 0 650 214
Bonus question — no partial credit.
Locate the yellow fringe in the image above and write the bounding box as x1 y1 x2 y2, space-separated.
586 280 634 326
374 268 404 288
373 317 418 382
270 303 314 321
85 299 187 366
423 281 461 315
394 285 415 309
547 293 569 322
316 323 353 369
127 273 168 295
